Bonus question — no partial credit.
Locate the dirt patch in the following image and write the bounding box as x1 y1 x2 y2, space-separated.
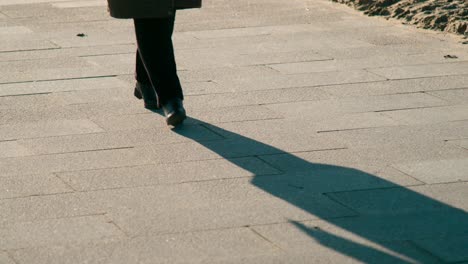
332 0 467 36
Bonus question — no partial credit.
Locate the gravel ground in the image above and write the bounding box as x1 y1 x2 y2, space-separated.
332 0 467 37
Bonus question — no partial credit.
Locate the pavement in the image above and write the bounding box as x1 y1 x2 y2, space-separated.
1 0 468 263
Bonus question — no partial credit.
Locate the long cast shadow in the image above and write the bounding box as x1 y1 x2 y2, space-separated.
171 117 468 263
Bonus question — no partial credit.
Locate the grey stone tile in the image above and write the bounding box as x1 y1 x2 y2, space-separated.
18 125 221 155
0 104 93 125
0 252 15 264
368 62 468 79
427 88 468 104
107 228 279 263
204 120 346 153
0 173 72 199
0 44 135 62
0 26 57 52
326 212 468 242
0 192 105 224
83 53 135 75
314 112 399 132
185 86 333 108
327 182 468 214
57 157 281 191
413 235 468 263
252 221 440 263
0 119 104 141
0 77 127 97
91 105 282 131
0 215 123 250
323 121 468 149
0 57 117 83
0 141 32 158
11 238 123 264
177 48 331 70
448 139 468 150
178 65 385 92
259 148 463 184
394 158 468 184
264 93 447 120
270 53 468 74
321 75 468 97
105 179 355 236
0 147 152 176
12 228 278 264
382 105 468 125
52 0 106 8
222 69 387 92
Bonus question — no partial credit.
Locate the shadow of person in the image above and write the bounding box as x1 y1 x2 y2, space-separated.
169 117 468 263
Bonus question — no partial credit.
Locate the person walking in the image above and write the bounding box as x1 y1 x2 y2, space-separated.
106 0 201 126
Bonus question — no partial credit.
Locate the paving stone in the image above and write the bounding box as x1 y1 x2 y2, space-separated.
0 119 103 141
0 57 116 83
322 121 468 149
258 148 462 184
0 36 57 52
18 125 221 154
57 157 281 191
394 158 468 184
313 112 399 132
269 53 468 74
264 92 447 121
185 86 333 108
448 139 468 150
0 77 127 96
426 88 468 104
0 215 123 250
12 228 278 264
204 121 346 153
412 235 468 263
368 62 468 79
315 44 463 60
108 228 279 263
0 192 105 224
0 173 72 199
91 106 282 131
0 140 32 158
2 4 110 23
0 44 135 62
0 104 93 125
0 25 32 34
252 221 440 263
0 252 15 264
11 238 123 264
102 178 355 236
0 0 75 6
179 65 385 92
327 182 468 214
382 105 468 125
320 75 468 97
52 0 106 8
0 147 152 176
83 53 136 75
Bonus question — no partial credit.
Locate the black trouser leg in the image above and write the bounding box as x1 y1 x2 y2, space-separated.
134 15 183 105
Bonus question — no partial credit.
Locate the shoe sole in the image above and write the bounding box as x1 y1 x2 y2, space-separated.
166 112 187 127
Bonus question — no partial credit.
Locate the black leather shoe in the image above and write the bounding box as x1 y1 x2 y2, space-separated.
134 82 160 109
161 98 186 127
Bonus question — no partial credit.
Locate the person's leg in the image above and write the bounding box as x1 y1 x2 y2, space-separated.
133 50 159 109
133 15 183 106
135 50 151 84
